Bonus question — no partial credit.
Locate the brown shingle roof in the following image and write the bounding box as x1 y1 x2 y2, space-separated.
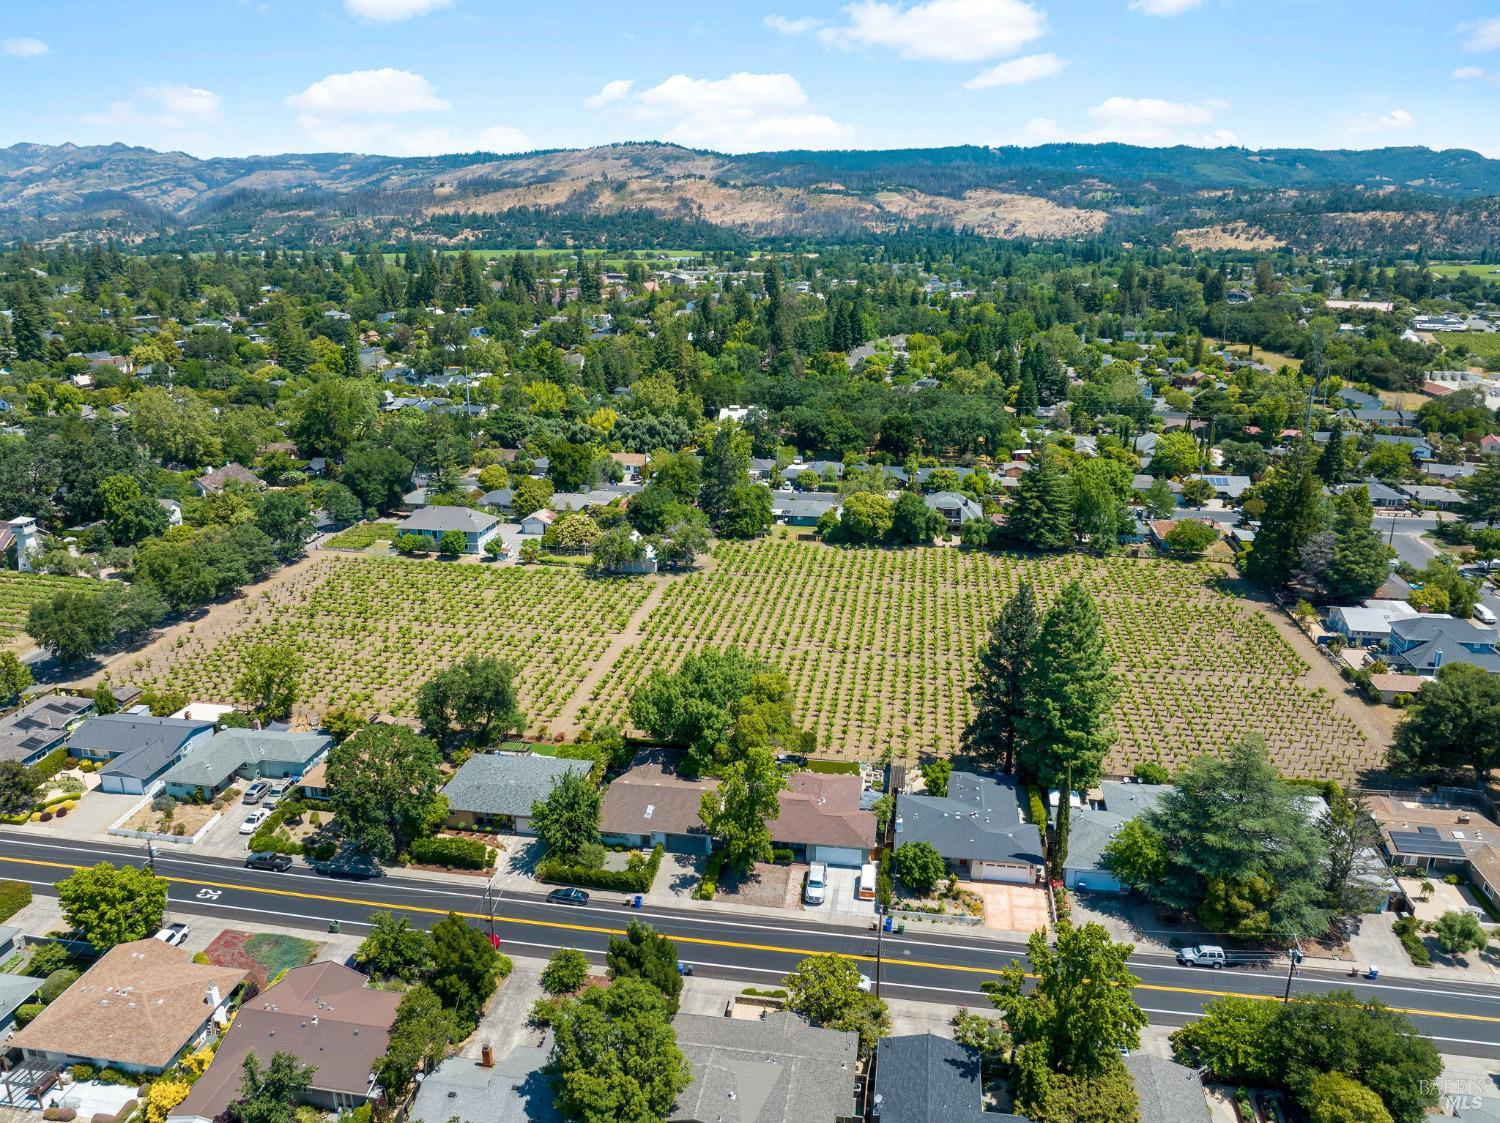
11 939 246 1071
174 962 399 1121
774 773 876 850
600 758 712 839
195 463 263 493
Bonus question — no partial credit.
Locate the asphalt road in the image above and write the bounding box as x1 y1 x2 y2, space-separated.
2 834 1498 1057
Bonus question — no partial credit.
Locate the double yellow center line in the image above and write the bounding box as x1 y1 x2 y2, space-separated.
5 853 1497 1026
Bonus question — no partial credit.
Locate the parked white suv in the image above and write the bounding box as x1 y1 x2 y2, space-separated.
804 862 828 906
1176 945 1227 968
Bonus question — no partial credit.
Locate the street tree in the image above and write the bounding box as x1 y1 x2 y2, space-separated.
783 954 890 1053
699 746 786 874
963 581 1040 774
529 770 602 861
541 947 591 995
429 911 508 1031
606 921 683 1010
234 643 303 721
354 911 433 982
326 725 444 862
56 862 168 950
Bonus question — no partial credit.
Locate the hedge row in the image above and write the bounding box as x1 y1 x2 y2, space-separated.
27 749 72 786
0 879 31 924
409 835 494 870
537 844 664 893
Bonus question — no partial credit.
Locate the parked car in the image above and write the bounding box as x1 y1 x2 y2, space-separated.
245 851 293 872
1176 945 1227 968
240 809 269 835
242 781 271 806
546 887 590 906
804 861 828 906
1474 603 1496 626
154 922 190 947
857 973 873 992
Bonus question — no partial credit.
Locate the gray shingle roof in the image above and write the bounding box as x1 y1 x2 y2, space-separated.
409 1045 559 1123
1125 1053 1209 1123
161 728 331 789
873 1034 1026 1123
0 974 42 1024
671 1011 858 1123
397 505 498 535
895 772 1043 866
442 752 592 818
70 714 216 782
0 694 93 764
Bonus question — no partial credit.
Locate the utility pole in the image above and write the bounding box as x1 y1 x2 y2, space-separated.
146 841 157 876
483 872 501 947
1282 940 1304 1002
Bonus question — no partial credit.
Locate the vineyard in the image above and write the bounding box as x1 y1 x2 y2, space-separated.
0 572 101 643
131 557 653 729
581 540 1377 779
136 540 1381 780
1434 331 1500 361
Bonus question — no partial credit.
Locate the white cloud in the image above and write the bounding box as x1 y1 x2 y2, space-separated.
1460 15 1500 52
2 37 49 58
605 72 854 152
1453 65 1486 79
1129 0 1203 15
1344 108 1415 136
1018 96 1238 147
964 52 1064 89
765 14 821 34
286 69 450 116
818 0 1045 63
585 79 635 110
82 83 223 130
344 0 452 21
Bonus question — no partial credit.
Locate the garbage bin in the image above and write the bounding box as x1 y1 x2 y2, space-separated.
1366 964 1379 979
632 894 644 909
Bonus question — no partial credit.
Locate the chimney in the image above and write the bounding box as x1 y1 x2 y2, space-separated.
206 983 221 1008
1458 813 1472 824
480 1044 494 1068
252 719 262 731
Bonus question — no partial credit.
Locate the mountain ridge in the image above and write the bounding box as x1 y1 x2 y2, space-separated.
2 139 1497 252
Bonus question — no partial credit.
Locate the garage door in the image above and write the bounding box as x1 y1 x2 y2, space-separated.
810 845 864 868
973 861 1032 883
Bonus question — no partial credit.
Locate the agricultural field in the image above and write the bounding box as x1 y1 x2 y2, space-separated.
1434 331 1500 361
580 540 1377 779
133 541 1381 780
132 557 654 731
1427 263 1500 279
0 571 102 643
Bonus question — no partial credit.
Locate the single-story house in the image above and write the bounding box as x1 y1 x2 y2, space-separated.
191 463 263 496
1326 599 1419 647
1341 478 1405 508
12 939 246 1076
1367 794 1500 908
520 509 556 536
771 772 878 868
480 488 514 512
441 752 593 833
0 925 24 963
600 756 715 853
550 488 637 512
1186 473 1252 501
1400 484 1465 510
1387 616 1500 674
394 505 501 554
407 1042 559 1123
0 971 42 1030
896 772 1044 883
68 714 217 795
873 1033 1028 1123
772 492 842 527
169 962 398 1123
671 1011 859 1123
924 491 982 528
297 760 330 800
0 694 94 766
161 728 332 800
1125 1053 1210 1123
1370 433 1435 461
1368 672 1432 703
1063 781 1172 893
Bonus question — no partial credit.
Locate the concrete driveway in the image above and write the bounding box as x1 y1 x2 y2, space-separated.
804 865 875 920
971 881 1051 935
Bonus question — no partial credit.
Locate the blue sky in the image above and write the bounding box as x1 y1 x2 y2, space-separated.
4 0 1500 158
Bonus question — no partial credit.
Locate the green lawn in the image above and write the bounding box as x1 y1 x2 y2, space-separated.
1427 263 1500 279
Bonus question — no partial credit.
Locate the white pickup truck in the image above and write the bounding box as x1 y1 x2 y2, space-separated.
1176 945 1227 968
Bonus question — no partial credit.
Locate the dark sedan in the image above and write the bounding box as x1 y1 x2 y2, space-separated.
546 887 590 906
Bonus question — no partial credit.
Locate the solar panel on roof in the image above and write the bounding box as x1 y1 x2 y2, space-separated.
1389 825 1465 859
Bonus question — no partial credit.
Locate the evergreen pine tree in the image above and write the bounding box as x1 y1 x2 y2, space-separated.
1005 447 1074 552
1317 416 1346 485
1324 486 1390 602
1245 443 1324 588
963 581 1041 774
1015 581 1118 797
